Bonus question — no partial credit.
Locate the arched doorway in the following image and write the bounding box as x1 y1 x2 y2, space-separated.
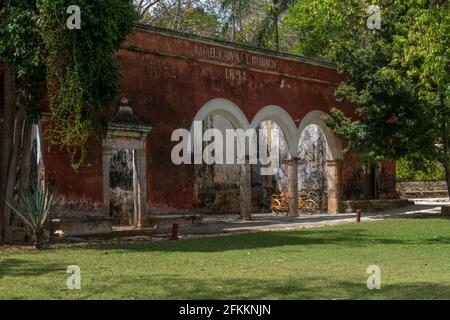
298 111 343 214
194 114 241 214
250 106 299 215
190 99 252 219
297 124 328 212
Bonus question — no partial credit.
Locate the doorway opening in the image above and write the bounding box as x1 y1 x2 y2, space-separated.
297 124 328 212
194 114 241 213
102 98 152 229
109 149 138 226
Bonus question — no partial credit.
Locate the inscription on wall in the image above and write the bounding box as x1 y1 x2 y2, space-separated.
194 44 277 71
225 68 247 81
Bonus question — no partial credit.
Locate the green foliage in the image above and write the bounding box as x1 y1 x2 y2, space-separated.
5 182 62 248
285 0 450 183
1 1 138 170
253 0 294 50
38 0 138 170
0 1 45 119
283 0 368 59
152 5 223 37
0 1 43 79
396 158 446 182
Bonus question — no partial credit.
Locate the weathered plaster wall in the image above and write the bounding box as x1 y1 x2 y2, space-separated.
36 26 397 214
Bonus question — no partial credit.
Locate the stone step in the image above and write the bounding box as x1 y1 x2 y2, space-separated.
142 214 203 228
51 217 113 237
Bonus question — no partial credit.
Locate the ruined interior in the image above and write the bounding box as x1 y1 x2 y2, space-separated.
195 117 329 213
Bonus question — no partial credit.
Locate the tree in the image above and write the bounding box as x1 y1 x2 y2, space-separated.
284 0 450 194
220 0 248 42
0 1 44 243
150 2 223 37
254 0 294 51
134 0 163 17
0 0 137 242
393 1 450 191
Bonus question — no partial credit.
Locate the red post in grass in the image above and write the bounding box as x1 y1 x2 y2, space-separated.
356 209 362 223
170 223 179 240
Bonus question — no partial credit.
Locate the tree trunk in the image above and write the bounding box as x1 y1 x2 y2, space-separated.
444 164 450 198
5 108 27 232
231 0 236 42
0 64 16 243
173 0 182 31
34 228 45 250
20 121 33 191
440 94 450 196
273 0 280 51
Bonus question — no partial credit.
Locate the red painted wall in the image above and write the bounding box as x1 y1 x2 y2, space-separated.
39 26 396 213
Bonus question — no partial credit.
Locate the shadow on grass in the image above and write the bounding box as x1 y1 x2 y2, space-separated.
73 273 450 300
75 224 450 253
0 258 66 278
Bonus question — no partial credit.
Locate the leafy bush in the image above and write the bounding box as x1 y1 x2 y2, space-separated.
396 158 445 182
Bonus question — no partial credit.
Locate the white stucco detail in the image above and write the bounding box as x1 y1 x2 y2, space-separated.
250 105 298 158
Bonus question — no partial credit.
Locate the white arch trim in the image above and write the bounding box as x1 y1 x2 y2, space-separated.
297 110 343 160
189 100 343 160
250 105 298 157
188 98 250 156
190 98 250 132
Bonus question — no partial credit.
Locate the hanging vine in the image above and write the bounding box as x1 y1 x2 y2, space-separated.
38 0 138 170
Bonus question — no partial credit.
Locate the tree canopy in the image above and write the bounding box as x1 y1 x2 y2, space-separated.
284 0 450 191
0 0 138 169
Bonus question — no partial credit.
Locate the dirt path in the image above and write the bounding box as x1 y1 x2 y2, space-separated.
63 204 445 245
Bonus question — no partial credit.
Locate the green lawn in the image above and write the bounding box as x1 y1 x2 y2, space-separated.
1 218 450 299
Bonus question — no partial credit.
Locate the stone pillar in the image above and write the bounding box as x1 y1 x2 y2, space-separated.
102 147 112 217
239 162 252 220
287 157 299 217
327 159 342 214
136 146 147 228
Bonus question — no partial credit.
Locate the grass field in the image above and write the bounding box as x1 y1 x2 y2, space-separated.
1 218 450 299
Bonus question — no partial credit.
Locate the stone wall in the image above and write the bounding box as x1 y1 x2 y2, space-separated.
38 26 395 214
397 181 448 198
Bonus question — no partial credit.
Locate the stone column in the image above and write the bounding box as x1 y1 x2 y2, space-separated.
136 146 147 228
239 161 252 220
102 146 112 217
286 157 299 217
327 159 342 214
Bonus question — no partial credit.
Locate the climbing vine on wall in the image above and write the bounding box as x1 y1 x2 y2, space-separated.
39 0 138 170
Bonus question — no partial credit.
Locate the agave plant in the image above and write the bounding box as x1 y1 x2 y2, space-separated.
5 182 62 249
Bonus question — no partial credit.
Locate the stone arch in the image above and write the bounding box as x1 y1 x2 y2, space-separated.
189 98 252 220
250 105 298 158
297 110 343 214
297 110 343 160
190 98 249 132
